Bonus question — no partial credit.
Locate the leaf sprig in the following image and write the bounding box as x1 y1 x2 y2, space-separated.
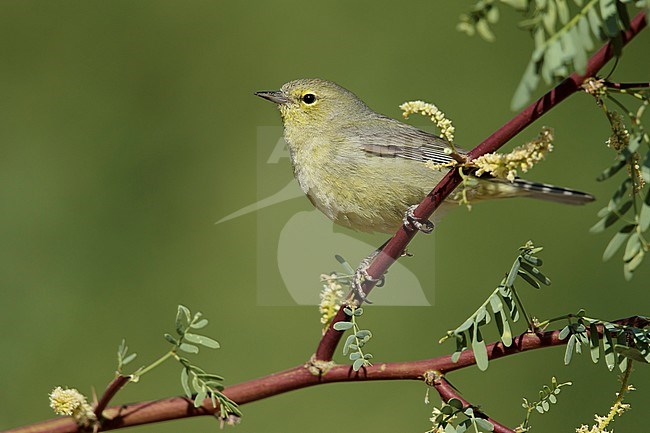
587 80 650 279
556 309 650 369
518 376 572 432
440 241 550 371
427 397 495 433
334 305 374 371
458 0 647 109
119 305 241 421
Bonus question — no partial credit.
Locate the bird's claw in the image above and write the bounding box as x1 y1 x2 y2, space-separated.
351 254 385 304
403 205 434 234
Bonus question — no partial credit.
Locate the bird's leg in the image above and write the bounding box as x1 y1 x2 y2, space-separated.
351 240 390 304
403 205 434 234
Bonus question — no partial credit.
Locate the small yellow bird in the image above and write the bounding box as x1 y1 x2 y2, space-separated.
256 79 593 234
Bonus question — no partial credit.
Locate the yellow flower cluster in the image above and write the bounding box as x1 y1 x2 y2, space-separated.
575 384 634 433
49 386 96 426
605 111 630 152
473 127 554 182
400 100 455 143
319 273 345 331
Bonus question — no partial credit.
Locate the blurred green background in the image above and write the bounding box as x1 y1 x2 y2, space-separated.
1 1 648 432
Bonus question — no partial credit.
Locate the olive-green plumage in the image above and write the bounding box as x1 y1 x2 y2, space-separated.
256 79 593 234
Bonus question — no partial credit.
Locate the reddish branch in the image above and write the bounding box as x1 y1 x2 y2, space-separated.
433 376 515 433
3 11 647 433
6 316 647 433
93 375 131 421
315 10 648 363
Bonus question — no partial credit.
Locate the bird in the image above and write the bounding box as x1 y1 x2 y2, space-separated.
255 78 594 235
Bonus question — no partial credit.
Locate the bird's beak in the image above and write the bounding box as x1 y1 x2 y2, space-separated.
255 90 290 105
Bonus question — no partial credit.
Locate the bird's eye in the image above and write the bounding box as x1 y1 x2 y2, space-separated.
302 93 316 104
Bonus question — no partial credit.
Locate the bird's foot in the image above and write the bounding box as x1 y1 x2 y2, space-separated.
351 251 385 304
403 205 434 234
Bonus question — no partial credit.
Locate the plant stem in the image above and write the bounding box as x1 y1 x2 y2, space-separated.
134 350 175 378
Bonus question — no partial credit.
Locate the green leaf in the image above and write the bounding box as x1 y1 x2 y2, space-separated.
603 225 634 261
476 306 489 325
559 325 570 340
444 424 458 433
569 26 587 73
511 58 540 110
335 254 355 274
625 248 645 273
505 259 521 287
615 0 631 29
607 179 632 212
164 333 178 345
356 330 371 339
557 0 570 23
596 159 625 181
623 232 641 262
522 254 542 266
639 189 650 231
577 15 595 52
476 18 496 42
194 387 207 408
518 270 541 289
352 358 366 371
475 418 495 431
603 329 616 371
180 343 199 354
333 321 353 331
587 5 604 39
184 333 220 349
455 318 475 334
448 398 464 410
564 334 576 365
472 325 489 371
122 353 137 366
599 0 620 37
176 305 191 335
343 335 355 356
190 319 209 329
590 203 633 233
196 373 225 381
181 368 192 398
519 262 551 285
615 345 650 363
543 0 557 33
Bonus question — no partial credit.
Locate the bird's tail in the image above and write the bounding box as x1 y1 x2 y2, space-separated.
489 178 595 205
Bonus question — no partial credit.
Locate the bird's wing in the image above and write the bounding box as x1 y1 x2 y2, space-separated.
355 116 466 164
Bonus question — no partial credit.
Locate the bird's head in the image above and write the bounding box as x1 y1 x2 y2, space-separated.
255 78 371 131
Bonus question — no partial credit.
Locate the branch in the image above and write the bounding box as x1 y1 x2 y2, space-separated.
432 375 515 433
604 80 650 90
93 375 131 421
7 316 646 433
314 10 648 362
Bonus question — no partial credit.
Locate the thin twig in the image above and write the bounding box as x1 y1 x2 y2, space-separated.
93 375 131 420
604 80 650 90
433 375 515 433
